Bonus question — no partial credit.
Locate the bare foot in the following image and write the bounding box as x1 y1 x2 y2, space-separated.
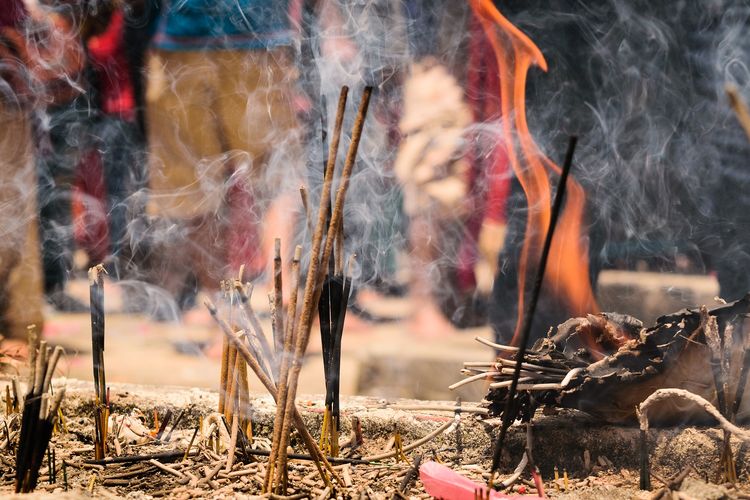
0 338 28 360
410 303 456 338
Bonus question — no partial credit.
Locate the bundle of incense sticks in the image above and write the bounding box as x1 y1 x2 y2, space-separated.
316 105 355 456
15 337 65 493
89 265 109 460
318 253 354 457
267 85 372 493
218 279 251 441
206 253 341 492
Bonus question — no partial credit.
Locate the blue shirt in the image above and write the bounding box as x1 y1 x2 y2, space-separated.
153 0 293 51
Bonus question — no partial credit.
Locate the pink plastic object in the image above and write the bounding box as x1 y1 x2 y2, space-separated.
419 461 543 500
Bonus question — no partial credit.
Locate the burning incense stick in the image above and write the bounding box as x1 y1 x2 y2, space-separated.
267 85 352 493
490 136 578 478
89 264 109 461
273 86 372 492
89 265 106 405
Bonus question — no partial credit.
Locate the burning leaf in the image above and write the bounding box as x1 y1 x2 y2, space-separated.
468 296 750 425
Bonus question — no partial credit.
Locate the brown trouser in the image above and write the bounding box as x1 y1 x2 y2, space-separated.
0 102 44 338
144 48 299 295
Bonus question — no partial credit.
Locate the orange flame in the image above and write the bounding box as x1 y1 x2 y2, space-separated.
470 1 600 347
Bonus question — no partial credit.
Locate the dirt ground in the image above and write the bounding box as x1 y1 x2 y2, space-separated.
0 380 746 499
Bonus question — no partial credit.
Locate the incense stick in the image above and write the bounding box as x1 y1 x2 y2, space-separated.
272 238 284 368
726 84 750 142
266 245 302 492
205 301 341 488
268 85 351 493
89 265 109 461
274 87 372 492
490 136 578 477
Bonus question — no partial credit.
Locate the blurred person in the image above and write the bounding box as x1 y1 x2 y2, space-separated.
30 0 105 312
393 60 473 337
296 0 409 327
76 3 148 277
0 0 45 346
140 0 301 318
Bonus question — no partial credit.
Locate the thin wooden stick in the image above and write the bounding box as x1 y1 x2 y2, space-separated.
300 186 313 235
272 238 284 367
224 344 238 424
726 84 750 142
89 265 108 462
234 284 275 378
265 245 302 492
275 86 371 491
218 337 229 414
490 136 577 477
268 85 350 493
205 301 341 487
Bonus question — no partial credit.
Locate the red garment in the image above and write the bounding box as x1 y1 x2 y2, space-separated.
87 10 135 120
466 14 509 225
73 149 110 264
455 14 511 292
0 0 27 28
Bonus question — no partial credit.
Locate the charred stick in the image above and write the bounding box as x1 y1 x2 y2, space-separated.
89 265 107 404
276 86 371 490
491 136 578 475
163 409 186 443
15 388 64 493
399 454 422 494
154 409 172 441
85 449 197 466
270 85 350 492
89 265 109 462
329 257 355 456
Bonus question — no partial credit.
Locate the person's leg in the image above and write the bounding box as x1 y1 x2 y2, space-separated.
0 105 44 341
97 116 144 278
36 101 89 311
142 49 225 314
216 49 300 289
408 212 457 337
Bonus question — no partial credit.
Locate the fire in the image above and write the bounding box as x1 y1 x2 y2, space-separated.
469 1 600 347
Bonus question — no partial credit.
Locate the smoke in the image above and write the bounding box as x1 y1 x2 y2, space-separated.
498 1 750 287
4 0 750 344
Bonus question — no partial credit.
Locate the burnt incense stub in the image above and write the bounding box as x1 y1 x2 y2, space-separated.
473 295 750 426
